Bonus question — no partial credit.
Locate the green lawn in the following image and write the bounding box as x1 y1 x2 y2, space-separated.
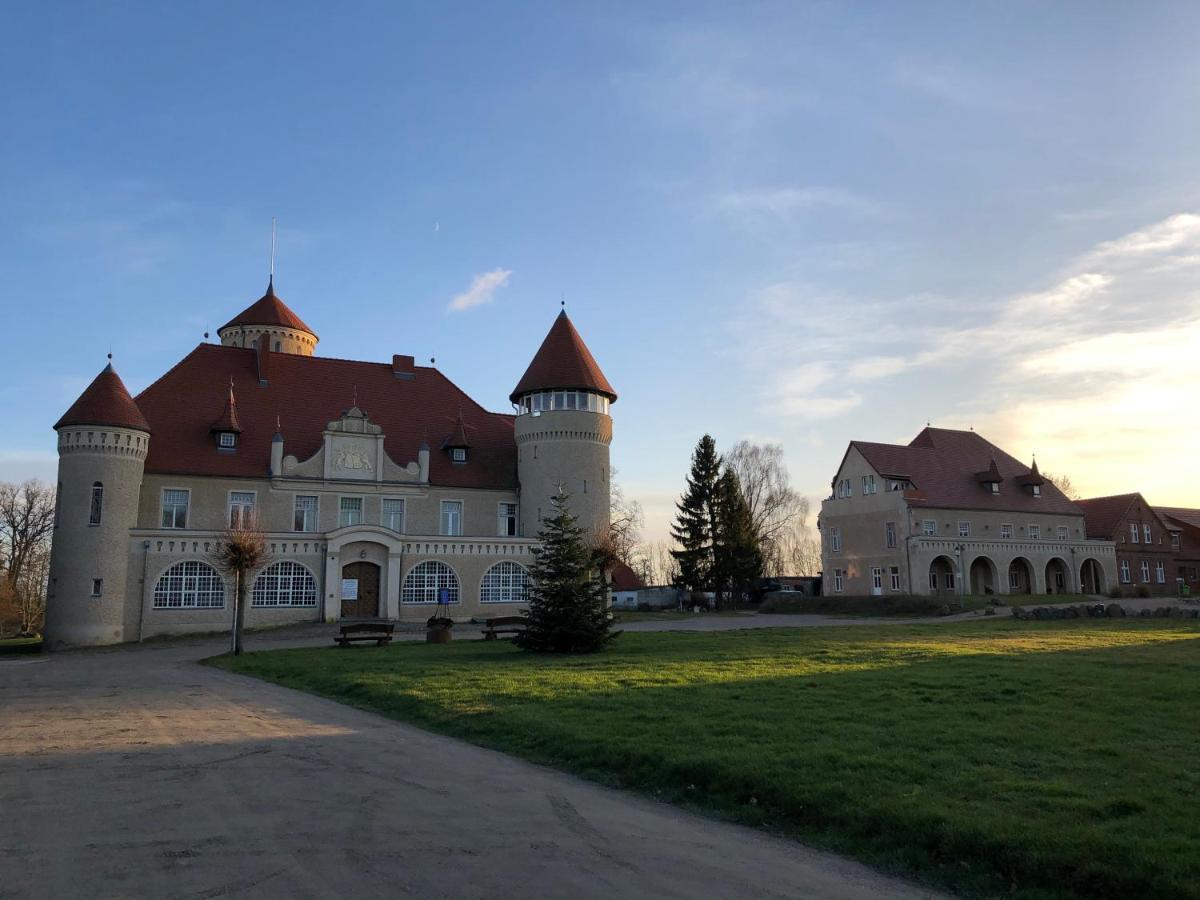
212 621 1200 899
0 635 42 655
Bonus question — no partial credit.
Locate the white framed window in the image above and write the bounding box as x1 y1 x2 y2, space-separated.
922 520 937 536
1120 560 1131 583
871 567 883 590
889 566 900 591
862 474 876 495
498 502 518 537
1057 525 1068 541
251 562 318 607
218 432 236 448
450 448 467 463
1000 523 1013 539
1130 523 1140 544
1140 561 1150 583
829 527 842 552
161 489 189 529
1171 533 1181 551
89 482 104 526
153 561 225 609
440 500 463 536
338 496 363 528
480 561 530 603
294 495 318 532
990 482 1000 494
885 522 897 548
90 578 103 598
1032 485 1041 497
833 569 844 593
958 521 971 538
382 498 405 533
1156 561 1165 584
229 491 256 528
1143 524 1152 544
401 560 460 604
1028 524 1041 540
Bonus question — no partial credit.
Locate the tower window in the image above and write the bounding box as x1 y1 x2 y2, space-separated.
91 579 103 598
89 482 104 526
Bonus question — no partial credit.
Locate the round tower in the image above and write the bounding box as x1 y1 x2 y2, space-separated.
45 362 150 648
511 310 616 541
217 277 318 355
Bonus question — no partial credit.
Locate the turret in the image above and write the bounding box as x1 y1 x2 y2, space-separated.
217 277 318 356
46 362 150 648
511 310 615 540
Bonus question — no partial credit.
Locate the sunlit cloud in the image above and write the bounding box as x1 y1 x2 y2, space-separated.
447 268 513 312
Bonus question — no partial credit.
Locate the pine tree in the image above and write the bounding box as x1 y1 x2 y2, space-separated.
516 488 618 653
670 435 722 596
714 468 764 608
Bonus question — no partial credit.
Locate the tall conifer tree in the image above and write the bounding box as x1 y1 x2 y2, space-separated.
516 489 617 653
714 468 764 607
671 435 722 595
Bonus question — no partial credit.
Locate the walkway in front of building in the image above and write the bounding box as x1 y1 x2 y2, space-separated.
0 632 947 899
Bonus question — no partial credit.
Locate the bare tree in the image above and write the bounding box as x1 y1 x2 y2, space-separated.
775 519 822 577
16 543 50 635
209 512 270 655
0 481 56 635
608 469 644 569
1041 470 1081 501
640 539 681 586
724 442 806 572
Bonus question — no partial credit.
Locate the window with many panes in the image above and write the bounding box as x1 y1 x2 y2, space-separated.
958 521 971 537
251 562 318 607
862 474 876 494
1028 524 1040 540
833 569 844 592
153 561 225 609
1143 523 1152 544
382 499 405 533
1001 523 1013 539
450 448 466 463
229 491 255 528
339 496 362 528
480 561 529 603
890 566 900 591
294 495 317 532
871 567 882 590
441 500 463 536
401 560 460 604
1140 561 1150 583
922 520 937 536
1130 523 1140 543
161 490 189 529
89 482 104 526
1171 532 1181 550
498 502 517 537
1057 525 1068 540
1120 560 1131 583
829 527 842 552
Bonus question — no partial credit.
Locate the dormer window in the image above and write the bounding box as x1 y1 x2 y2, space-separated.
1032 485 1041 497
218 432 237 449
451 448 466 463
990 482 1000 494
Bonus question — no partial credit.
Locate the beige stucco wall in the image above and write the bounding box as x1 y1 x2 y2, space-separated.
515 408 611 540
218 325 315 356
820 446 1118 596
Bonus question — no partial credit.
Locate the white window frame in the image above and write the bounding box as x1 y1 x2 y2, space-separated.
338 495 364 528
218 432 236 448
1000 523 1013 539
829 527 842 553
922 520 937 536
153 560 226 609
958 521 971 538
228 490 256 528
450 447 467 463
1156 561 1165 584
1120 560 1131 583
440 499 464 537
1057 525 1068 541
1130 523 1139 544
1028 524 1040 540
1140 561 1150 583
381 497 405 533
833 569 844 593
251 561 319 607
401 560 461 604
160 487 190 529
1171 532 1180 550
889 567 900 591
293 494 318 532
862 474 876 495
871 567 883 590
480 561 530 604
497 502 518 537
1143 524 1152 544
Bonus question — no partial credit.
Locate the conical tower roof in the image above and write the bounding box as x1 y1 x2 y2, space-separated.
509 310 616 403
55 363 150 432
219 278 316 337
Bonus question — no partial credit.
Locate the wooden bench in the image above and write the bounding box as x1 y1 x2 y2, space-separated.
483 615 527 641
333 622 395 647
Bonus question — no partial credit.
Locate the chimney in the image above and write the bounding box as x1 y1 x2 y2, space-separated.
392 354 415 380
256 334 271 384
418 440 430 482
270 429 284 477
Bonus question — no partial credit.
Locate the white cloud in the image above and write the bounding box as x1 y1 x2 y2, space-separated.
447 268 513 313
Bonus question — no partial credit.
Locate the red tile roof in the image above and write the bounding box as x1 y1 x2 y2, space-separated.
55 363 151 432
208 385 242 434
219 279 317 337
1074 494 1139 539
610 560 645 591
135 344 516 489
510 311 616 403
849 427 1081 515
1154 506 1200 531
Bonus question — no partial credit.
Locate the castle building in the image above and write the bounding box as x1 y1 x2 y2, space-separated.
819 427 1118 598
45 281 616 648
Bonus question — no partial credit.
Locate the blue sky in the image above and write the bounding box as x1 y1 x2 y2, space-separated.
4 2 1200 541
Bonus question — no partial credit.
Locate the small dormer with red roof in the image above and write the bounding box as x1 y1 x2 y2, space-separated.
209 383 242 451
217 278 318 356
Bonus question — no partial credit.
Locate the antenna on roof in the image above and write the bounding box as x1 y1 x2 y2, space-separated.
270 217 277 285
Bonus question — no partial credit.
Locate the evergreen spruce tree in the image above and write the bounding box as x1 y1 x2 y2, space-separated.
714 468 764 607
670 435 722 597
516 488 618 653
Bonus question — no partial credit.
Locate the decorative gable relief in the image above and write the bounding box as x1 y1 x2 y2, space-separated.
282 406 424 482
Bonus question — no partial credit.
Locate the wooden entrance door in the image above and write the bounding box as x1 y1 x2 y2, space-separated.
341 562 381 619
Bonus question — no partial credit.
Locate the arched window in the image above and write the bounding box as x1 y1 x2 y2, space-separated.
480 561 530 604
251 562 318 607
89 482 104 526
401 560 459 604
153 561 225 609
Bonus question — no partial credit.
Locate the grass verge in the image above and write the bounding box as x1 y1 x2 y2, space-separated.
211 621 1200 899
0 636 43 655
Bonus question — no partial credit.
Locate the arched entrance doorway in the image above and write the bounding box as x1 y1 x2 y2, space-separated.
929 556 957 595
341 561 381 618
969 556 997 596
1007 557 1033 594
1045 558 1070 595
1080 558 1106 595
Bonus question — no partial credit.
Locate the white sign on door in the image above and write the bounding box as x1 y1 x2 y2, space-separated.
341 578 359 600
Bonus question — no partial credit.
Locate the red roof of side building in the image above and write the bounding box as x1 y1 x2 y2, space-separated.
510 310 616 403
219 280 317 337
847 427 1081 515
1074 494 1141 540
134 343 517 489
55 363 151 432
610 560 645 591
1155 506 1200 534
